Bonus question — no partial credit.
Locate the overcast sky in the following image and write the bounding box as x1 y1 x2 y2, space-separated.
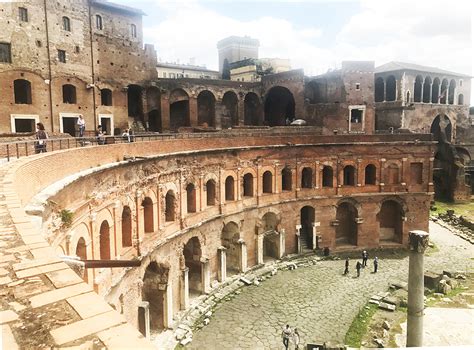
114 0 472 88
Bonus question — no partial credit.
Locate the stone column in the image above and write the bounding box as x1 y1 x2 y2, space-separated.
138 301 150 339
256 234 264 264
238 238 247 272
312 222 320 250
164 284 173 329
278 229 286 258
406 230 429 347
201 257 211 294
217 246 227 282
180 267 189 310
295 225 302 254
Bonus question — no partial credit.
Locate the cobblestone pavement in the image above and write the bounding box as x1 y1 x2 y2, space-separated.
187 222 473 350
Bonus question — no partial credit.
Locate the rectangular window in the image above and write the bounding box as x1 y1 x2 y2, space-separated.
96 15 103 30
58 49 66 63
131 24 137 38
0 43 12 63
410 162 423 184
350 109 363 123
19 7 28 22
162 72 166 78
355 83 361 91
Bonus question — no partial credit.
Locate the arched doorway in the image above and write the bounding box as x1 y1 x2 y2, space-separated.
222 91 239 128
205 180 216 206
262 212 279 261
262 171 273 193
183 237 202 296
281 167 292 191
99 220 111 260
322 166 333 187
127 84 143 121
430 115 452 143
225 176 234 201
186 183 196 213
377 200 403 243
169 89 190 131
374 77 384 102
121 206 132 248
147 87 161 132
343 165 356 186
244 93 261 125
264 86 295 126
335 202 358 246
165 190 176 222
142 262 169 331
142 197 154 233
300 206 315 250
243 173 254 197
197 90 215 127
75 237 88 282
301 167 313 188
221 222 240 276
365 164 376 185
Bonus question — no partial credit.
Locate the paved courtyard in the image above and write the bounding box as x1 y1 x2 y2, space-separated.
187 222 473 349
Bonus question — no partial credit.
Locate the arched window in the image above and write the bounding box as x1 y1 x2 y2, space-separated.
121 206 132 247
413 75 423 102
206 180 216 206
62 16 71 31
165 191 175 222
458 94 464 105
96 14 103 30
263 171 273 193
448 79 456 105
322 166 333 187
431 78 440 103
281 167 292 191
14 79 32 104
422 77 432 103
301 167 313 188
343 165 355 186
385 76 396 101
374 77 384 102
99 220 110 260
186 183 196 213
243 173 254 197
101 89 112 106
142 197 154 233
364 164 376 185
130 24 137 38
62 84 76 104
225 176 235 201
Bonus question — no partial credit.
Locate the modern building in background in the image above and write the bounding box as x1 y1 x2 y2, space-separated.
217 35 259 73
230 57 291 82
156 62 219 80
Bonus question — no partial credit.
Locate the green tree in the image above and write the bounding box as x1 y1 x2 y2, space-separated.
222 58 231 80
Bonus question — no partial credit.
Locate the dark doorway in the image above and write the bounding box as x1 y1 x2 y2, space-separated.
169 89 190 131
197 90 215 127
335 202 358 246
222 91 238 128
221 222 240 276
142 262 168 331
244 92 261 125
264 86 295 126
377 200 403 243
300 206 315 249
62 117 77 136
183 237 202 295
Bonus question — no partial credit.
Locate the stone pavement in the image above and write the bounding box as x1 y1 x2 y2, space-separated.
187 222 473 349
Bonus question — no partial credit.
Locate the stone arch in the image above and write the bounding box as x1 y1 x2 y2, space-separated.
221 221 240 276
300 206 315 249
244 92 262 126
385 163 400 184
422 76 432 103
142 197 154 233
335 201 358 246
374 77 384 102
121 206 133 248
262 170 273 193
186 183 196 213
343 165 356 186
458 93 464 105
431 77 440 103
301 167 313 188
377 199 404 244
222 91 239 128
364 164 377 185
225 175 235 201
183 237 202 295
448 79 456 105
242 172 254 197
142 261 169 331
165 190 176 222
385 75 396 101
414 75 423 102
261 211 280 261
264 86 295 126
322 166 333 187
99 220 111 260
197 90 216 127
205 179 217 206
430 114 452 143
169 88 190 131
281 167 292 191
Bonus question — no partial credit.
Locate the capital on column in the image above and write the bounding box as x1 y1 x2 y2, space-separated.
409 230 429 253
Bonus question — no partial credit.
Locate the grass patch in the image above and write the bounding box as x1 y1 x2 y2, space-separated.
344 303 378 347
425 286 466 307
425 241 440 256
431 200 474 222
174 344 185 350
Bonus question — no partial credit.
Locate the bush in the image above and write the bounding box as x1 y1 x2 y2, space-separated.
60 209 74 228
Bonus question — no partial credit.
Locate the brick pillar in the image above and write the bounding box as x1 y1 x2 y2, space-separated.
161 94 170 131
189 97 198 127
180 267 189 310
237 98 245 125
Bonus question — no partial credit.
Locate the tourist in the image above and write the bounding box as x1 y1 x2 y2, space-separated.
77 115 85 137
344 257 349 275
35 122 48 153
356 261 362 277
362 250 368 267
96 125 106 145
374 257 379 273
122 129 131 142
293 328 300 350
282 324 292 350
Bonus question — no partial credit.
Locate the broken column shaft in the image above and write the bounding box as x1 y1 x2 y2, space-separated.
406 230 429 347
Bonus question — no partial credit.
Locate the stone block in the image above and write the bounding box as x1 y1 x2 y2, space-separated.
378 302 396 311
424 271 442 290
240 277 252 285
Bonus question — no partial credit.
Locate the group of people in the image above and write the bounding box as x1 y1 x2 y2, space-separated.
281 324 300 350
344 251 379 277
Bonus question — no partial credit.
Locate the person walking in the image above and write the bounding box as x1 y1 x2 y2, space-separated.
373 257 379 273
344 258 349 275
35 122 48 153
293 328 300 350
362 250 368 267
282 324 292 350
77 115 85 137
356 261 362 277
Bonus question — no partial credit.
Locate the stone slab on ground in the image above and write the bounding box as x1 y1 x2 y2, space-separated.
67 292 114 319
46 268 83 289
97 324 156 349
0 310 18 324
1 325 19 350
29 282 91 308
15 262 68 279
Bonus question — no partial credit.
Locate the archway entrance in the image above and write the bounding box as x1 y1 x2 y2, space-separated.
430 115 452 143
183 237 202 297
300 206 315 250
222 91 239 128
264 86 295 126
335 202 358 246
142 262 169 332
99 220 111 259
197 90 215 127
221 222 240 276
262 212 279 261
377 200 403 244
169 89 190 131
146 87 161 132
244 92 262 125
127 84 143 122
